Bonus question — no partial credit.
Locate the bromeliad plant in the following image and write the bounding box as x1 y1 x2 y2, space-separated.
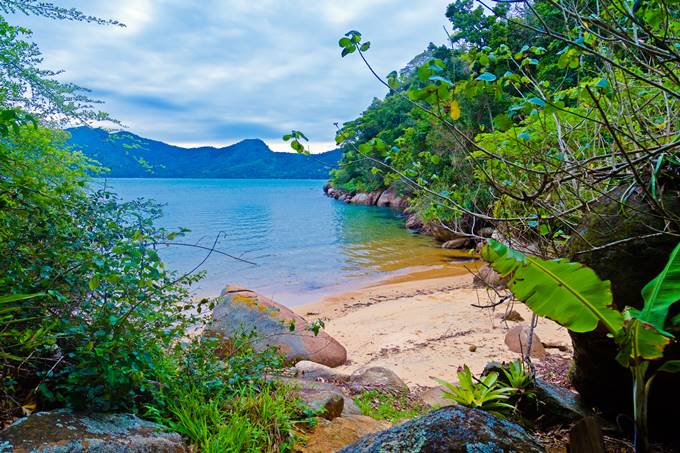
482 239 680 452
436 365 516 416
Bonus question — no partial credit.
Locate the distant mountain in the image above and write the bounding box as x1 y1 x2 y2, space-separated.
66 127 342 179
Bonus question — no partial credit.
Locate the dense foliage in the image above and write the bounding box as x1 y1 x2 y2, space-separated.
0 4 311 451
330 0 678 254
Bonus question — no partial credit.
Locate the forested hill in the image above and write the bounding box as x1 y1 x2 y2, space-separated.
67 126 342 179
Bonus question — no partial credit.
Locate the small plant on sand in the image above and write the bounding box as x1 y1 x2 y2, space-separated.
436 366 517 416
483 240 680 452
354 389 428 422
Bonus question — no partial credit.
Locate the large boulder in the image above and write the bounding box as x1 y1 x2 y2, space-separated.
210 286 347 367
567 189 680 439
376 186 408 210
349 367 408 393
296 415 391 453
338 405 544 452
0 410 186 452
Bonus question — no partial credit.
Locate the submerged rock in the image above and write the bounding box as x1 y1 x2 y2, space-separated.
338 405 544 452
0 410 186 452
441 238 471 249
209 286 347 367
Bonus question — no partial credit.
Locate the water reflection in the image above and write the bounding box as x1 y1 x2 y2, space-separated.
104 178 476 305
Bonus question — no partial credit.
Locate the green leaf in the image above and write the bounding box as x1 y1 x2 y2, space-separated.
360 42 371 52
639 242 680 329
89 276 100 291
338 37 351 47
616 316 670 366
657 360 680 374
482 240 623 334
476 72 497 82
595 78 610 88
527 97 546 107
0 293 45 304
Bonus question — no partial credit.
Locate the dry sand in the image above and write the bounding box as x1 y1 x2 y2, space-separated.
293 269 572 389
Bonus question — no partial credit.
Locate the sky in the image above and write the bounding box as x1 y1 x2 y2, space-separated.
10 1 452 152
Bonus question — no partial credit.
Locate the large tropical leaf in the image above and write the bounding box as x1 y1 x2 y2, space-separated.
639 242 680 329
616 316 671 367
482 240 623 334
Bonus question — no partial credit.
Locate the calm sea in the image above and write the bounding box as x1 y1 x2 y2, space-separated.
102 178 470 306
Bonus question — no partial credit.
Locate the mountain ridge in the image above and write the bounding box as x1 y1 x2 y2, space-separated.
67 126 341 179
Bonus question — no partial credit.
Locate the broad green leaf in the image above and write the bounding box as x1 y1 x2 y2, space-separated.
482 240 623 333
639 242 680 329
616 317 671 366
657 360 680 374
0 293 45 304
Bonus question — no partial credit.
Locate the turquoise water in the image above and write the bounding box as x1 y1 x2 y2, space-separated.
102 178 458 305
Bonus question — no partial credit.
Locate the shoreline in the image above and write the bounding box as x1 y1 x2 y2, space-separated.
293 269 572 388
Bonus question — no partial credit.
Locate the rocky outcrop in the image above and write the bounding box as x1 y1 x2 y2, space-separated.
324 183 408 211
376 186 408 209
338 405 544 452
0 410 186 452
349 367 409 393
350 191 384 206
209 286 347 367
504 325 546 359
297 415 391 453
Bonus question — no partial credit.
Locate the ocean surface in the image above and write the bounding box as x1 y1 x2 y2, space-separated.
102 178 472 305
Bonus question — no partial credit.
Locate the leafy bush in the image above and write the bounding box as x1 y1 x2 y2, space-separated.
145 334 314 452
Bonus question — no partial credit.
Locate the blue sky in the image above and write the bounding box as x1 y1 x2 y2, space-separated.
11 1 452 152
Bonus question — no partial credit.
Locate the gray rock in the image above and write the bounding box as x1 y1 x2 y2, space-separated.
349 367 408 393
338 405 544 452
295 360 350 382
0 410 186 452
534 378 590 426
274 377 359 419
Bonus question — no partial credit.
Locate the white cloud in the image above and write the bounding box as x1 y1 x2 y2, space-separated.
9 1 452 150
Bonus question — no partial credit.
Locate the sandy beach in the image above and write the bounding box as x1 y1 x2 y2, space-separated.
293 268 572 389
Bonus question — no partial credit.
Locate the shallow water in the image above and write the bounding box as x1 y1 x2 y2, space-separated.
102 178 474 305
